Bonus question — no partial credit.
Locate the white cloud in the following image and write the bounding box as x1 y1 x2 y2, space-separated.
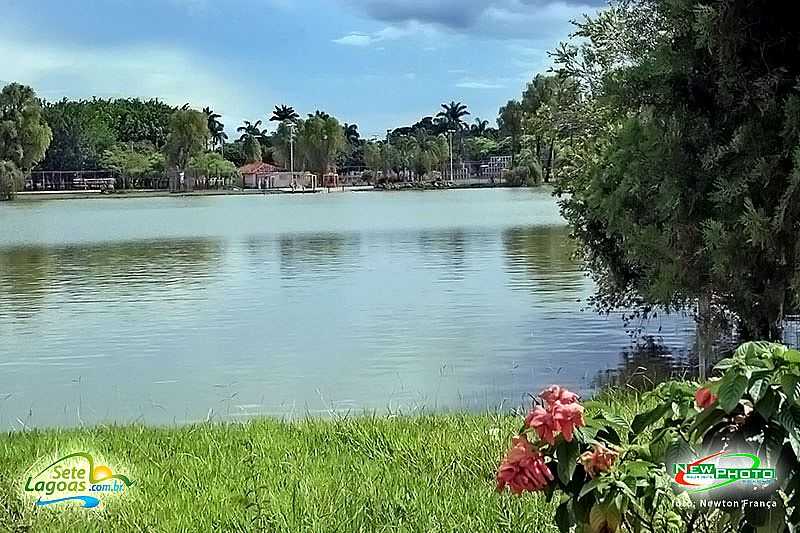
333 21 445 48
0 36 267 135
332 33 375 46
455 79 508 89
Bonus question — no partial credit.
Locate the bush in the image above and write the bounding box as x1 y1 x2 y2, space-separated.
498 341 800 532
0 161 23 201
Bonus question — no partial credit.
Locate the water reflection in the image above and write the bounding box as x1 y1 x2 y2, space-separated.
0 247 53 319
0 191 697 428
503 226 584 297
592 336 697 390
276 233 361 280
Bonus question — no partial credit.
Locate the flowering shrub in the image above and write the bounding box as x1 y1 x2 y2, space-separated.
496 342 800 532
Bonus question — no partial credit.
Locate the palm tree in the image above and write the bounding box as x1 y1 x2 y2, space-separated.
270 105 299 123
413 130 448 178
237 120 264 141
343 123 360 145
436 101 470 131
308 110 331 121
470 118 489 137
203 107 227 151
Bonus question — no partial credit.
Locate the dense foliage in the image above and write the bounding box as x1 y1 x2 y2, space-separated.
164 109 209 170
38 97 175 171
0 83 52 199
499 342 800 532
544 0 800 340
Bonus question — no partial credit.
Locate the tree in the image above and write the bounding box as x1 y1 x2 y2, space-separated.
498 100 523 166
295 113 346 183
0 160 23 201
236 120 264 141
270 105 299 123
0 83 52 199
188 151 238 175
164 109 209 170
470 118 489 137
343 123 360 145
364 141 396 182
40 99 116 170
436 101 470 131
242 134 262 164
464 136 499 161
203 107 227 150
102 142 164 187
412 130 448 178
221 141 246 167
553 0 800 346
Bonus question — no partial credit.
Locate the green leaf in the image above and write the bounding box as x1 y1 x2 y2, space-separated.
756 388 780 419
749 378 770 402
777 405 800 457
631 403 669 434
781 373 800 404
579 477 604 499
648 427 673 461
554 501 573 533
555 437 580 485
779 349 800 364
621 460 651 478
718 371 748 413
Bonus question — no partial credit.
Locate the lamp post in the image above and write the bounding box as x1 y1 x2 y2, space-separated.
288 122 295 189
385 129 392 183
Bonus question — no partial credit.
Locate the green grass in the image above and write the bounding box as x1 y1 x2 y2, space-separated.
0 391 648 532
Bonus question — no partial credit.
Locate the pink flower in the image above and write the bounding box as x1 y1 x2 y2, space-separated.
580 443 618 478
496 435 554 494
526 406 557 445
552 401 585 443
695 387 717 409
540 385 579 406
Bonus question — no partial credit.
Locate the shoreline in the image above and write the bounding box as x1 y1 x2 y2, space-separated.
10 183 522 202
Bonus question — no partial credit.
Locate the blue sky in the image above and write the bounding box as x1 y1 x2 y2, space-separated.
0 0 604 137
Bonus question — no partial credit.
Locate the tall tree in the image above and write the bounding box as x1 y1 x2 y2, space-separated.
413 130 448 178
270 105 299 123
242 134 262 164
554 0 800 345
470 118 489 137
164 109 209 170
498 100 523 166
296 113 346 183
203 107 227 150
436 101 470 131
0 83 52 199
237 120 264 141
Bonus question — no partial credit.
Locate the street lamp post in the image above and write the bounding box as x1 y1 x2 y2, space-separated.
288 122 295 189
385 129 392 183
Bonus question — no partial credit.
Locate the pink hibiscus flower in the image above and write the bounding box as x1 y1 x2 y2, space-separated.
496 435 554 494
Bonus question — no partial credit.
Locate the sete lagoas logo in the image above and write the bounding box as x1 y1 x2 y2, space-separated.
673 450 775 494
23 451 133 509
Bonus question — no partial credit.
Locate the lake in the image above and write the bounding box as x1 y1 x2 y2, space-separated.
0 189 694 428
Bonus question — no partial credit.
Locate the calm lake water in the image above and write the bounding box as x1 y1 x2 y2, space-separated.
0 189 694 428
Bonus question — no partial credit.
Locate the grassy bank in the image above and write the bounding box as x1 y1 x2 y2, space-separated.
0 392 642 532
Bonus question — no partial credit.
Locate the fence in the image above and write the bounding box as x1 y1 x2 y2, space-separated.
785 315 800 349
26 171 117 191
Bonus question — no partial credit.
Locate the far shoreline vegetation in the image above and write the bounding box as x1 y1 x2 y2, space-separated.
0 79 559 199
